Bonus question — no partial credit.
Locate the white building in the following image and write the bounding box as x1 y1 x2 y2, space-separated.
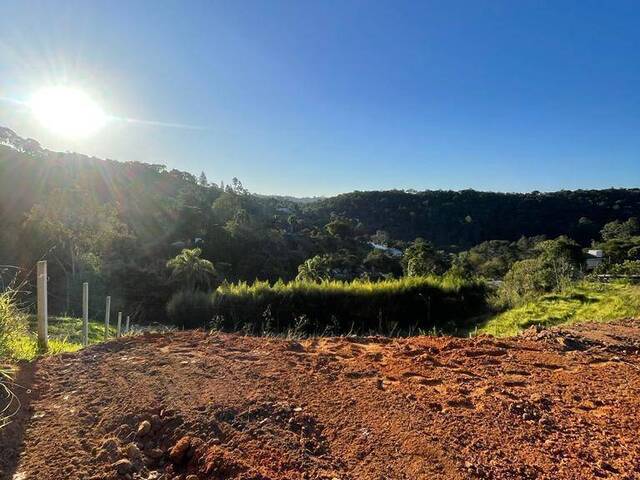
368 242 403 258
585 249 605 270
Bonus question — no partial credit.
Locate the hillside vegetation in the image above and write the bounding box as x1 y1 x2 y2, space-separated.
207 276 487 336
2 314 115 361
481 282 640 336
307 189 640 247
2 126 640 328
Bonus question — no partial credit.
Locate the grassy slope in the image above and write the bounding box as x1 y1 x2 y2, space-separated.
480 282 640 337
7 316 116 361
2 313 117 429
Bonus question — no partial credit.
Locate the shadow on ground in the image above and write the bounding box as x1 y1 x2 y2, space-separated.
0 362 37 480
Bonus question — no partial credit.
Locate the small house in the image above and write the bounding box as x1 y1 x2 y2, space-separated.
585 249 605 270
368 242 403 258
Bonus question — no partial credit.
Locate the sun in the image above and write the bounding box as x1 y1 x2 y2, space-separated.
30 86 107 138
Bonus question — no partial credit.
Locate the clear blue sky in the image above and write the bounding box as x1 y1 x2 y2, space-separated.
1 0 639 196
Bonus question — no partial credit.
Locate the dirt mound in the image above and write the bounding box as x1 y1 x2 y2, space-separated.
2 321 640 479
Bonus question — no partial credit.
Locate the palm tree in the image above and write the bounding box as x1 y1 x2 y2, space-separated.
166 248 217 291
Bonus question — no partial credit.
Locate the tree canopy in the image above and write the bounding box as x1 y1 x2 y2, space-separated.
2 127 640 323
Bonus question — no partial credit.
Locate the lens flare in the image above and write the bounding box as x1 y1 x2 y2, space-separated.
30 86 107 138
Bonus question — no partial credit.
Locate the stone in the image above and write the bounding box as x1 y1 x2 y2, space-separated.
151 414 162 431
125 443 142 460
137 420 152 437
169 436 191 464
147 448 165 459
112 459 133 475
101 438 119 452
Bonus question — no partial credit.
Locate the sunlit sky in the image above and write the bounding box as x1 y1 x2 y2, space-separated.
1 0 639 196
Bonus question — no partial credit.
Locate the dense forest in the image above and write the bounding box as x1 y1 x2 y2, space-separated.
1 126 639 325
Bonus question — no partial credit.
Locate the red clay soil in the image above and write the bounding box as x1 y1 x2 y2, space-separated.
2 320 640 480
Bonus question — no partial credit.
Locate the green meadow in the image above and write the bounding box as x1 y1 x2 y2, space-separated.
480 282 640 337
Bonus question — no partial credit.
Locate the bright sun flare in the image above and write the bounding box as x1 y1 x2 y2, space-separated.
30 86 107 138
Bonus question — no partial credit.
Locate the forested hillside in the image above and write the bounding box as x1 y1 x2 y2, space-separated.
1 126 639 324
308 189 640 248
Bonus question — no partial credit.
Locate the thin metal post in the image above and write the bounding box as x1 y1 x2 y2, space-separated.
125 315 130 334
117 312 122 338
37 261 48 351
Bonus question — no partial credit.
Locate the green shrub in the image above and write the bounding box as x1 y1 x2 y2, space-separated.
497 252 578 308
166 290 213 329
481 282 640 336
0 289 22 431
606 260 640 276
211 276 487 335
0 289 27 358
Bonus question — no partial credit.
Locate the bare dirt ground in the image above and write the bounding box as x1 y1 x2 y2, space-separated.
2 320 640 480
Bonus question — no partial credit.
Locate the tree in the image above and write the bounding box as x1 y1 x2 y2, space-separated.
362 250 402 279
198 171 208 187
498 236 581 306
24 188 128 311
325 218 354 239
296 255 333 282
166 248 218 291
607 260 640 276
287 214 299 233
296 252 362 282
628 246 640 260
402 238 448 276
370 230 390 246
499 258 547 306
601 217 639 241
535 236 582 266
231 177 249 195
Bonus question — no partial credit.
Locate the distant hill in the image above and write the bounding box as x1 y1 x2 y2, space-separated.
255 193 325 205
3 125 640 251
304 188 640 248
1 125 639 321
2 126 638 254
0 126 217 247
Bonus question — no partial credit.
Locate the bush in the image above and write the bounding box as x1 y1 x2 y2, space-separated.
211 276 488 335
497 248 579 307
0 289 27 358
481 282 640 337
606 260 640 276
166 290 213 329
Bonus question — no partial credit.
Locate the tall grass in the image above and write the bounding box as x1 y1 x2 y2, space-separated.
1 293 116 361
479 281 640 337
0 288 28 359
211 275 488 335
0 364 18 431
0 288 26 431
6 316 118 361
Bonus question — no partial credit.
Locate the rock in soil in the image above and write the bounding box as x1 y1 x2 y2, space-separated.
136 420 152 437
112 458 133 475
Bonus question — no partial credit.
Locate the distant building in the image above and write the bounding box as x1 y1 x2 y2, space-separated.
585 249 605 270
368 242 403 258
171 237 204 249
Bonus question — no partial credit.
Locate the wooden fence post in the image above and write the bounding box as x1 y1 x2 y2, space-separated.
117 312 122 338
104 296 111 340
37 261 48 351
82 282 89 347
125 315 130 334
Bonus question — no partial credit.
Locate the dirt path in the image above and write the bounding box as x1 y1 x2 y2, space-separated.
3 321 640 480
